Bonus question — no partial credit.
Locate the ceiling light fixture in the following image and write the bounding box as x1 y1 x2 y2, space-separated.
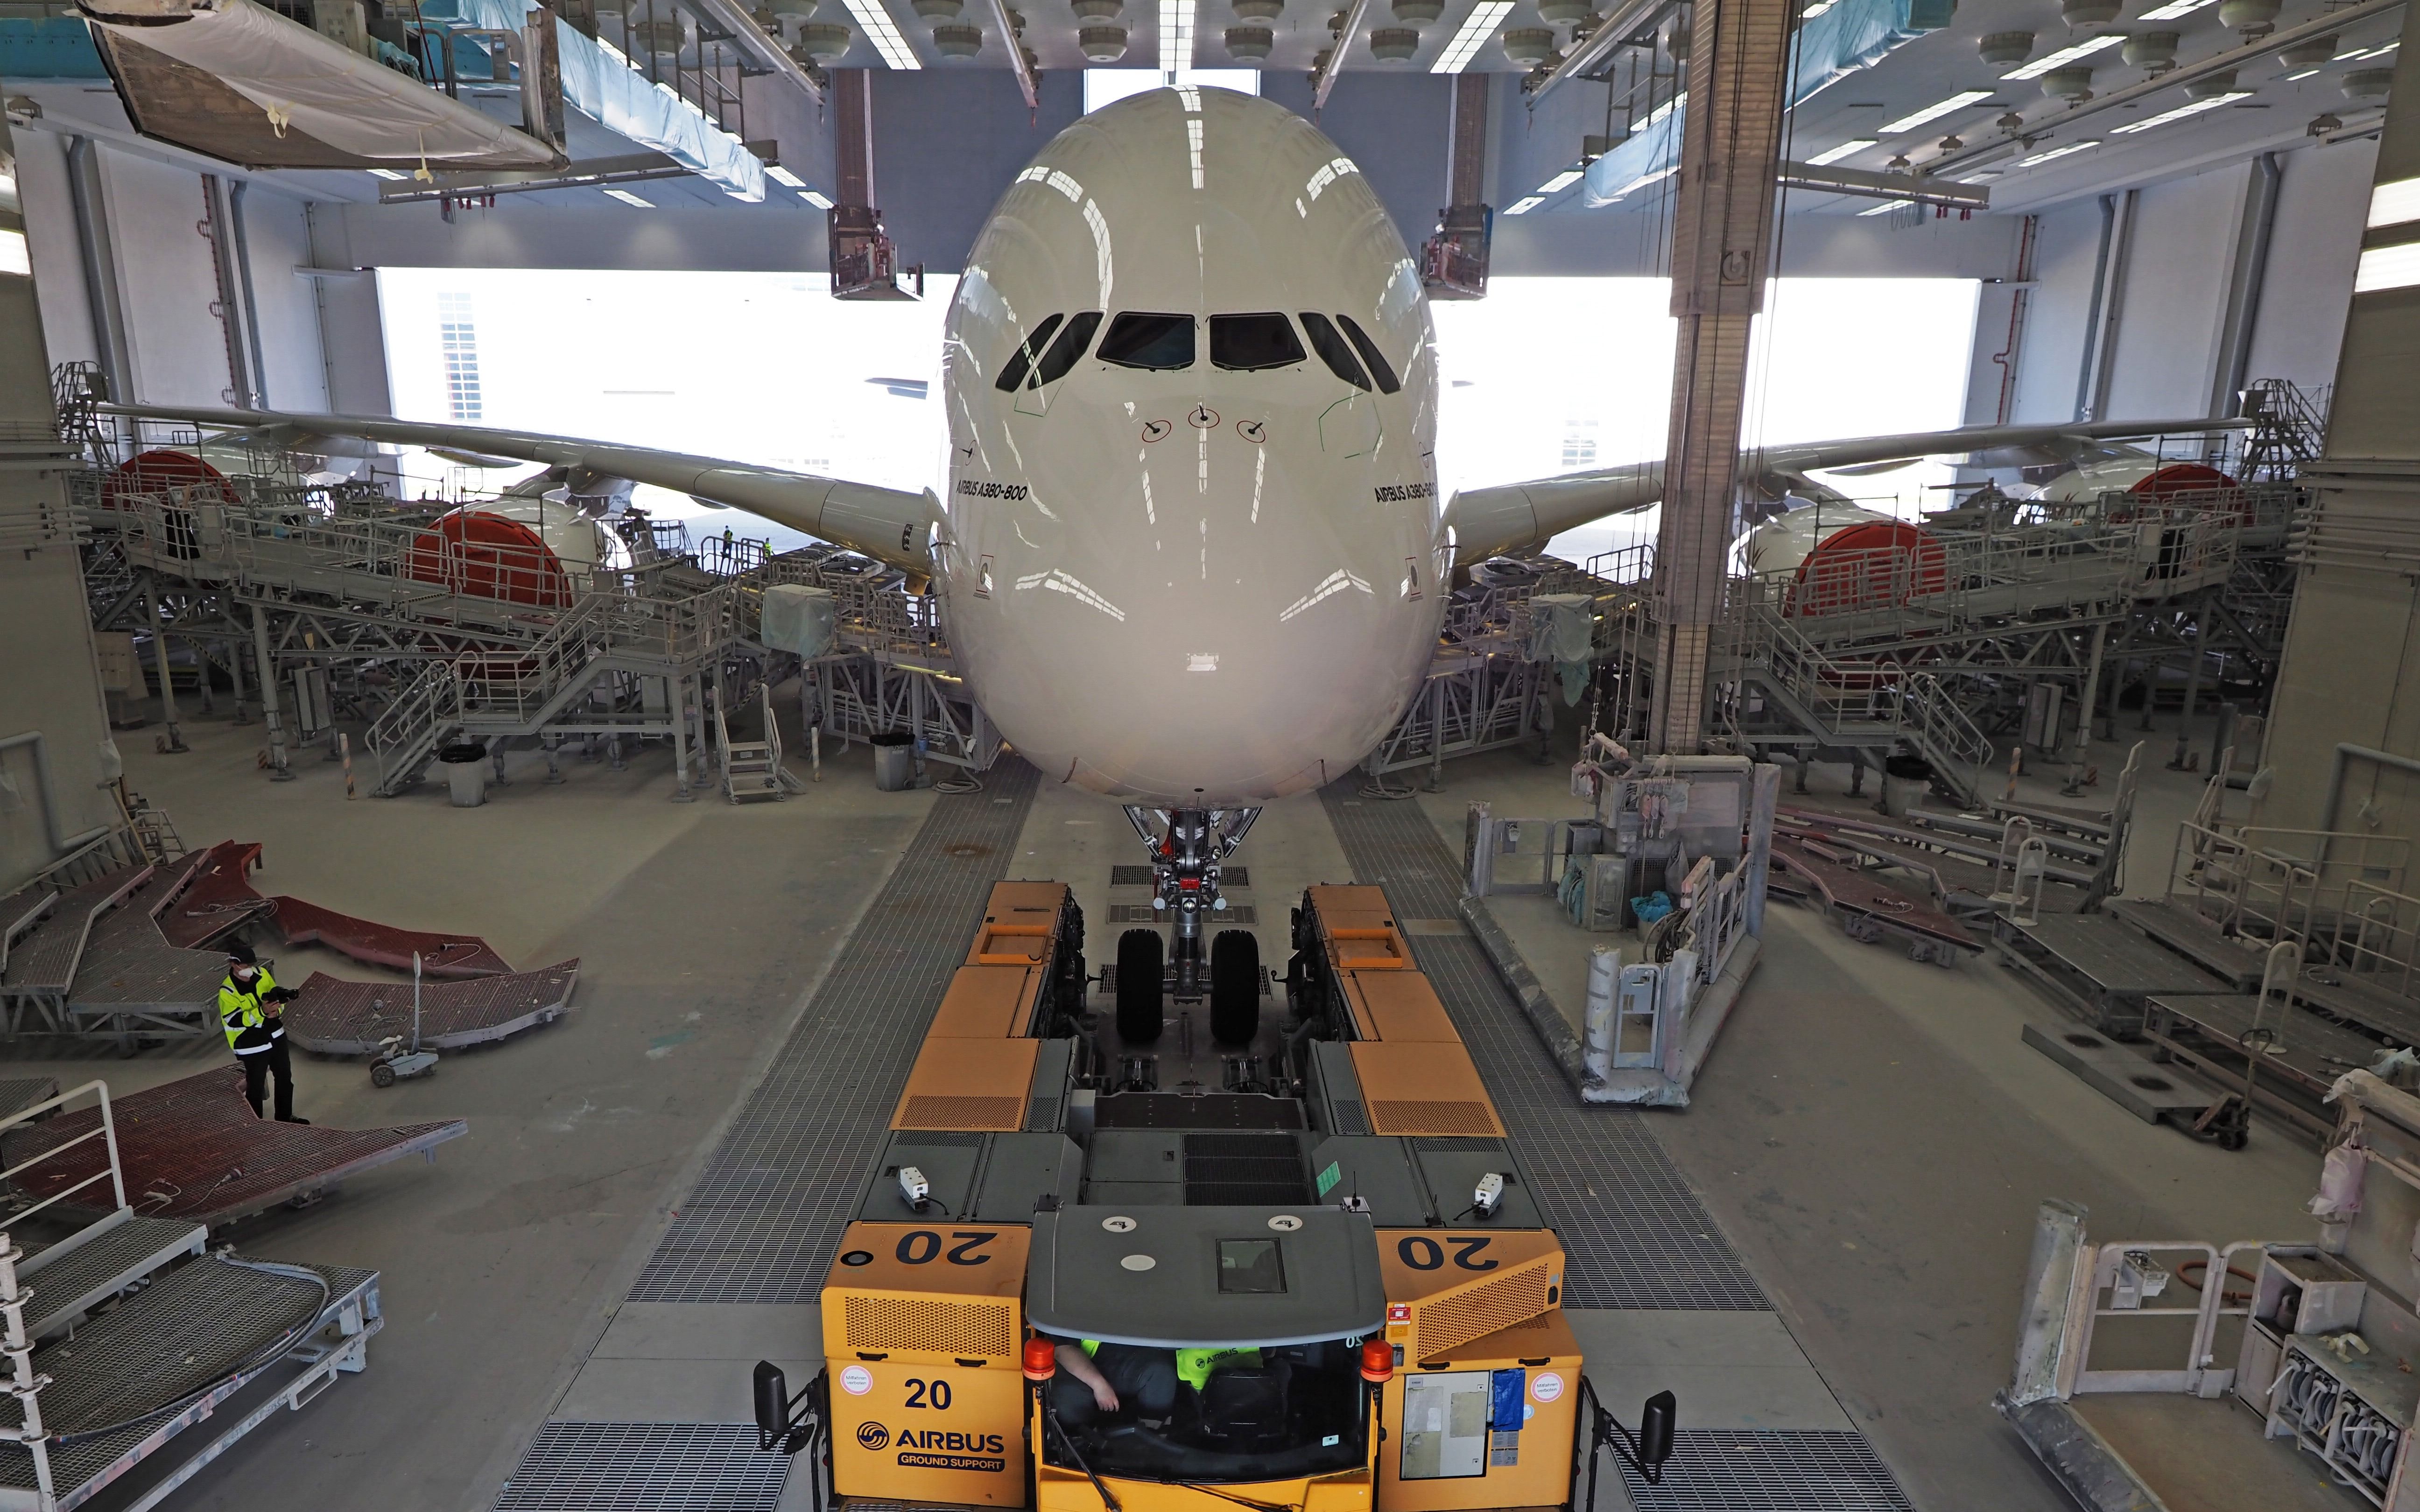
605 188 655 207
2002 33 2120 79
1857 197 1913 216
1159 0 1196 78
767 164 806 188
1802 0 1835 15
1504 194 1546 214
802 189 836 208
1878 89 1993 133
1607 165 1676 199
2110 91 2250 133
2014 138 2100 166
2368 175 2420 228
2136 0 2213 21
1431 0 1512 73
1536 168 1584 194
2355 241 2420 294
841 0 922 68
1806 138 1878 165
368 167 409 181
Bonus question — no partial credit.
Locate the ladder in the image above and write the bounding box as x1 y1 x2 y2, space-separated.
716 684 800 804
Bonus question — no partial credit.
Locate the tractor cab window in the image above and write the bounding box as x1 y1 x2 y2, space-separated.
1041 1334 1369 1483
1098 312 1197 371
995 313 1066 392
1209 313 1307 372
1298 313 1370 392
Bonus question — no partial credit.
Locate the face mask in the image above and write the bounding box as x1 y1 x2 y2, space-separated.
233 967 257 983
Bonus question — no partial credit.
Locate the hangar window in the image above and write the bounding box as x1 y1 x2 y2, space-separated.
1097 312 1197 371
1209 313 1307 372
1297 313 1370 392
1337 314 1401 395
1030 311 1104 387
995 312 1066 392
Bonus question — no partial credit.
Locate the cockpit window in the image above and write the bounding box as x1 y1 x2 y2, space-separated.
995 313 1065 392
1298 313 1370 392
1030 311 1103 388
1209 313 1307 372
1097 312 1196 371
1337 314 1402 395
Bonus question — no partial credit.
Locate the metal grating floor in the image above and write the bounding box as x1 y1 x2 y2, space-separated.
1110 866 1249 888
1318 786 1769 1311
1610 1432 1915 1511
493 1423 788 1512
626 762 1042 1304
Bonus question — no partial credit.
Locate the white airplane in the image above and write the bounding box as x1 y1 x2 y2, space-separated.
127 85 2232 1003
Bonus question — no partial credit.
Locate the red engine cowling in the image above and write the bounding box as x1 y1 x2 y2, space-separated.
102 449 239 508
406 508 571 607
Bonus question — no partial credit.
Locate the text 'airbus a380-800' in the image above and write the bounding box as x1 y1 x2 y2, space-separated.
132 84 2230 993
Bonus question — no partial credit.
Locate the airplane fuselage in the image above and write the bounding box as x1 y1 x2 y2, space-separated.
933 86 1448 806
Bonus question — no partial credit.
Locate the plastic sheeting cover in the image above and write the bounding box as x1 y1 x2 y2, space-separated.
1528 591 1596 704
427 0 766 200
86 0 560 165
761 583 837 658
1582 0 1938 208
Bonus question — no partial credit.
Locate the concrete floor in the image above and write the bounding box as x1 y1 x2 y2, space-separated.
26 697 2345 1512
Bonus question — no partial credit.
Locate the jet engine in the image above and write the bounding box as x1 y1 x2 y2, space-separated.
1742 503 1946 617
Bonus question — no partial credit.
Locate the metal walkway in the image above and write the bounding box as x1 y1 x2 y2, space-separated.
628 759 1043 1303
1318 785 1915 1511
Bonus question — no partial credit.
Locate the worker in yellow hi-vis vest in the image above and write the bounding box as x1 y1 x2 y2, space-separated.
219 942 309 1124
1043 1337 1266 1427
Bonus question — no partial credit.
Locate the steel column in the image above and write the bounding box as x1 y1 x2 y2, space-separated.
252 602 293 780
1647 0 1795 753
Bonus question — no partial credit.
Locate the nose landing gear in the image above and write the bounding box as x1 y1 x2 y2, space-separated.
1119 805 1262 1045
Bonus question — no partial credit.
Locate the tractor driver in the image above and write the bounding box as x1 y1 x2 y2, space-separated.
1045 1339 1268 1428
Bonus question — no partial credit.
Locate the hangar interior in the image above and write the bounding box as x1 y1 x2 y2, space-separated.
2 0 2420 1504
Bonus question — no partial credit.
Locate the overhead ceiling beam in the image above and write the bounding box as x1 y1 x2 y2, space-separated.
1312 0 1376 109
1780 159 1989 208
680 0 826 104
986 0 1037 109
1929 0 2403 178
1527 0 1671 107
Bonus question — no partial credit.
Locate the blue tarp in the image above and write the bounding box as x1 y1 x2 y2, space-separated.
423 0 766 200
0 16 108 79
1580 0 1941 207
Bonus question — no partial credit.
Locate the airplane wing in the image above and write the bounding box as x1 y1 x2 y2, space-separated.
1442 416 2249 567
106 405 941 572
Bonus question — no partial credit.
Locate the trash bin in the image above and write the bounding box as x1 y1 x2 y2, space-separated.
1880 753 1933 818
439 742 488 807
871 730 915 792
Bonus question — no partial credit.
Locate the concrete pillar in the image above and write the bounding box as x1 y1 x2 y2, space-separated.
1421 75 1492 299
1646 0 1795 754
827 70 901 299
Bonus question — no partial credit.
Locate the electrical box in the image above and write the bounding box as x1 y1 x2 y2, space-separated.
2255 1248 2367 1336
92 633 138 693
311 0 371 57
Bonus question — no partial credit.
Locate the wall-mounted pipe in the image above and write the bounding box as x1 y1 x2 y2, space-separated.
0 733 113 860
2209 153 2281 420
228 180 271 411
62 138 134 410
2072 195 2118 423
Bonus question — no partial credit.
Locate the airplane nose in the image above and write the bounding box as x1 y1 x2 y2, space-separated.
975 411 1426 804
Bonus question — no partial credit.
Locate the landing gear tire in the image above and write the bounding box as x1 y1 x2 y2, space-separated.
1210 930 1260 1044
1116 929 1165 1043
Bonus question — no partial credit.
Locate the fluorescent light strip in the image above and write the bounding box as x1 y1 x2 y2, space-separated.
1430 0 1511 73
2137 0 2213 18
1806 137 1878 166
1878 89 1992 134
1537 168 1584 194
802 189 835 209
368 167 408 181
605 188 654 207
841 0 921 68
1857 198 1913 216
767 164 805 188
1611 166 1676 198
2014 139 2100 167
2356 241 2420 294
2110 91 2248 133
2371 176 2420 229
1505 195 1546 215
1159 0 1195 77
1802 0 1834 14
2002 33 2120 80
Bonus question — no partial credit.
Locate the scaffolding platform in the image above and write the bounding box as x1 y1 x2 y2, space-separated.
152 842 270 951
1994 913 2235 1035
2141 993 2381 1141
0 1069 464 1229
18 1212 209 1341
0 1259 380 1512
63 854 228 1036
0 1082 57 1124
1768 834 1978 964
263 896 514 979
2099 897 2264 991
0 868 151 1029
281 960 579 1054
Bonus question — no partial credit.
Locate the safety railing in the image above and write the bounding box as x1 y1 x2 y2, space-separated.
2060 1239 2265 1398
2166 822 2413 959
2342 878 2420 1002
0 1081 134 1508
